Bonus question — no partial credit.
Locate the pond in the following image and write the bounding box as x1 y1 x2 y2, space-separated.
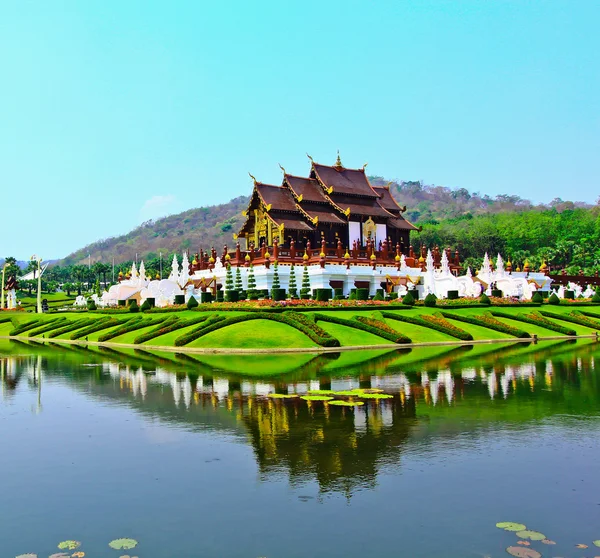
2 338 600 558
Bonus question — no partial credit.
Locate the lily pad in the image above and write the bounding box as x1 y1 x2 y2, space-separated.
301 395 334 401
354 388 384 393
307 390 335 395
496 522 527 532
331 390 362 396
358 393 393 399
72 553 85 558
109 539 138 550
541 539 556 545
505 547 541 558
594 540 600 547
58 542 81 550
15 555 37 558
516 530 546 541
327 400 364 406
49 554 70 558
267 393 298 399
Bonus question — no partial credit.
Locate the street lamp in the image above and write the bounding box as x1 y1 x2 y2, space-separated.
30 255 43 314
1 263 6 310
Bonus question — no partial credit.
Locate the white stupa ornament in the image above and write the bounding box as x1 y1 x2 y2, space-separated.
495 254 505 277
138 261 147 282
426 249 435 272
400 254 408 273
481 253 492 275
130 262 139 280
441 250 450 275
178 252 190 289
168 254 180 282
466 266 472 278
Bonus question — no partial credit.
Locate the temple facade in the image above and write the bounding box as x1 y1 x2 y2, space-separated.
236 154 418 253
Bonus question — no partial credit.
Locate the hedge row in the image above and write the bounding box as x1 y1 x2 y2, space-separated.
439 311 531 338
539 310 600 330
97 316 170 342
579 310 600 321
133 316 208 345
47 318 96 339
490 311 576 336
0 316 13 325
382 311 473 341
313 313 411 344
10 318 52 336
26 318 70 338
174 312 340 347
70 317 137 340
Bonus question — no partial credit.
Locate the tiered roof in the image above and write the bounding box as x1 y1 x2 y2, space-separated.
237 155 418 237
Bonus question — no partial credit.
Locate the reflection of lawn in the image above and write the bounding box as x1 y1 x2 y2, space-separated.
189 352 317 375
188 319 318 349
320 348 397 371
318 322 392 346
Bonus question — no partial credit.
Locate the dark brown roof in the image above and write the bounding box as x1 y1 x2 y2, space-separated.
285 175 329 203
388 217 419 231
373 186 404 215
269 215 315 231
330 194 393 218
256 183 298 212
312 163 378 198
299 205 347 225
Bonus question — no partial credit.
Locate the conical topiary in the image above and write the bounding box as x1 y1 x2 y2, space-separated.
140 299 151 312
235 266 243 293
424 293 437 307
531 291 543 303
225 263 234 293
402 291 415 306
288 264 298 298
247 264 258 300
300 264 311 299
187 294 199 309
271 261 280 289
548 292 560 305
593 289 600 304
480 293 491 305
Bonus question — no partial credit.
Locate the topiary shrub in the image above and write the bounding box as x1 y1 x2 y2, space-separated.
348 291 357 300
373 291 384 301
271 288 286 301
225 290 239 302
565 290 575 300
129 300 140 313
387 292 398 300
187 295 199 309
140 299 152 312
201 291 213 303
334 287 344 300
480 293 491 305
145 297 155 307
548 293 560 305
288 264 298 299
247 264 258 300
402 292 415 306
356 288 369 301
592 291 600 304
216 290 224 302
531 292 543 304
409 288 419 300
87 299 97 311
424 293 437 307
447 290 459 300
491 289 503 298
174 294 185 305
300 265 311 299
118 300 126 307
315 288 332 302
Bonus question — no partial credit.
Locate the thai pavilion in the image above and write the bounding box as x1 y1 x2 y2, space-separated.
236 154 419 253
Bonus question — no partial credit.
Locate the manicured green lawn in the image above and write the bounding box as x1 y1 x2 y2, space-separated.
383 319 455 343
188 319 318 349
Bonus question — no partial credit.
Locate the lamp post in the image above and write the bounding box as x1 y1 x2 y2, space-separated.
30 255 43 314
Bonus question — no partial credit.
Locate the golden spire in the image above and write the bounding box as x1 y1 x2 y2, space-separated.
335 150 343 168
306 153 314 162
278 163 286 175
248 172 257 185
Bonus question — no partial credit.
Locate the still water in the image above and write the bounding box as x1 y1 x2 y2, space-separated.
2 339 600 558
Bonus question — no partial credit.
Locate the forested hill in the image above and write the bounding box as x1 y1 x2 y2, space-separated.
60 179 599 274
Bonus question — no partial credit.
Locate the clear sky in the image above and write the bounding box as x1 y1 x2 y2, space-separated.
1 0 598 260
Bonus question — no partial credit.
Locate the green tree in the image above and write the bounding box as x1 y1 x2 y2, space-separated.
235 267 243 293
300 265 311 298
271 262 280 289
247 264 258 299
225 264 234 292
288 264 297 298
2 256 20 281
63 282 75 296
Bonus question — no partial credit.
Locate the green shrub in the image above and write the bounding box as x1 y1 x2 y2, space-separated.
47 318 95 338
118 300 126 307
145 297 155 307
440 311 530 338
531 292 543 304
200 292 213 303
373 291 384 301
174 294 185 305
402 292 415 306
300 265 311 298
187 295 199 309
70 317 135 340
140 299 152 312
424 293 437 307
480 293 491 305
447 290 459 300
314 313 411 343
8 318 45 336
490 310 576 336
87 300 97 311
593 292 600 304
387 292 398 300
539 310 600 330
235 267 243 294
216 290 224 302
133 316 207 344
382 311 473 340
97 316 168 342
315 288 332 302
548 293 560 305
288 264 297 298
271 288 286 301
348 291 357 301
409 288 419 300
225 290 239 302
129 300 140 313
491 289 503 298
26 318 68 337
356 288 369 301
247 264 258 299
565 290 575 300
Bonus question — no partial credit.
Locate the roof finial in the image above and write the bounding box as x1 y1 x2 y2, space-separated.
248 172 257 185
306 153 314 162
363 162 368 170
278 163 286 174
335 150 343 168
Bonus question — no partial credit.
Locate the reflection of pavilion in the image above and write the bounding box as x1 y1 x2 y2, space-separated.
2 339 600 494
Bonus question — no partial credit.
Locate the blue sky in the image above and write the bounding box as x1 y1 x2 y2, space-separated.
1 0 598 260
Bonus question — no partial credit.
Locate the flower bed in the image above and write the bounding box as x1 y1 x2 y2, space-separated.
539 310 600 330
313 313 411 344
382 311 473 340
439 311 531 338
133 316 207 345
97 316 170 342
70 317 138 340
490 310 576 336
174 311 340 347
47 318 97 339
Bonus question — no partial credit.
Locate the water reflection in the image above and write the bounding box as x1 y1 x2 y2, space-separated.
2 339 600 496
